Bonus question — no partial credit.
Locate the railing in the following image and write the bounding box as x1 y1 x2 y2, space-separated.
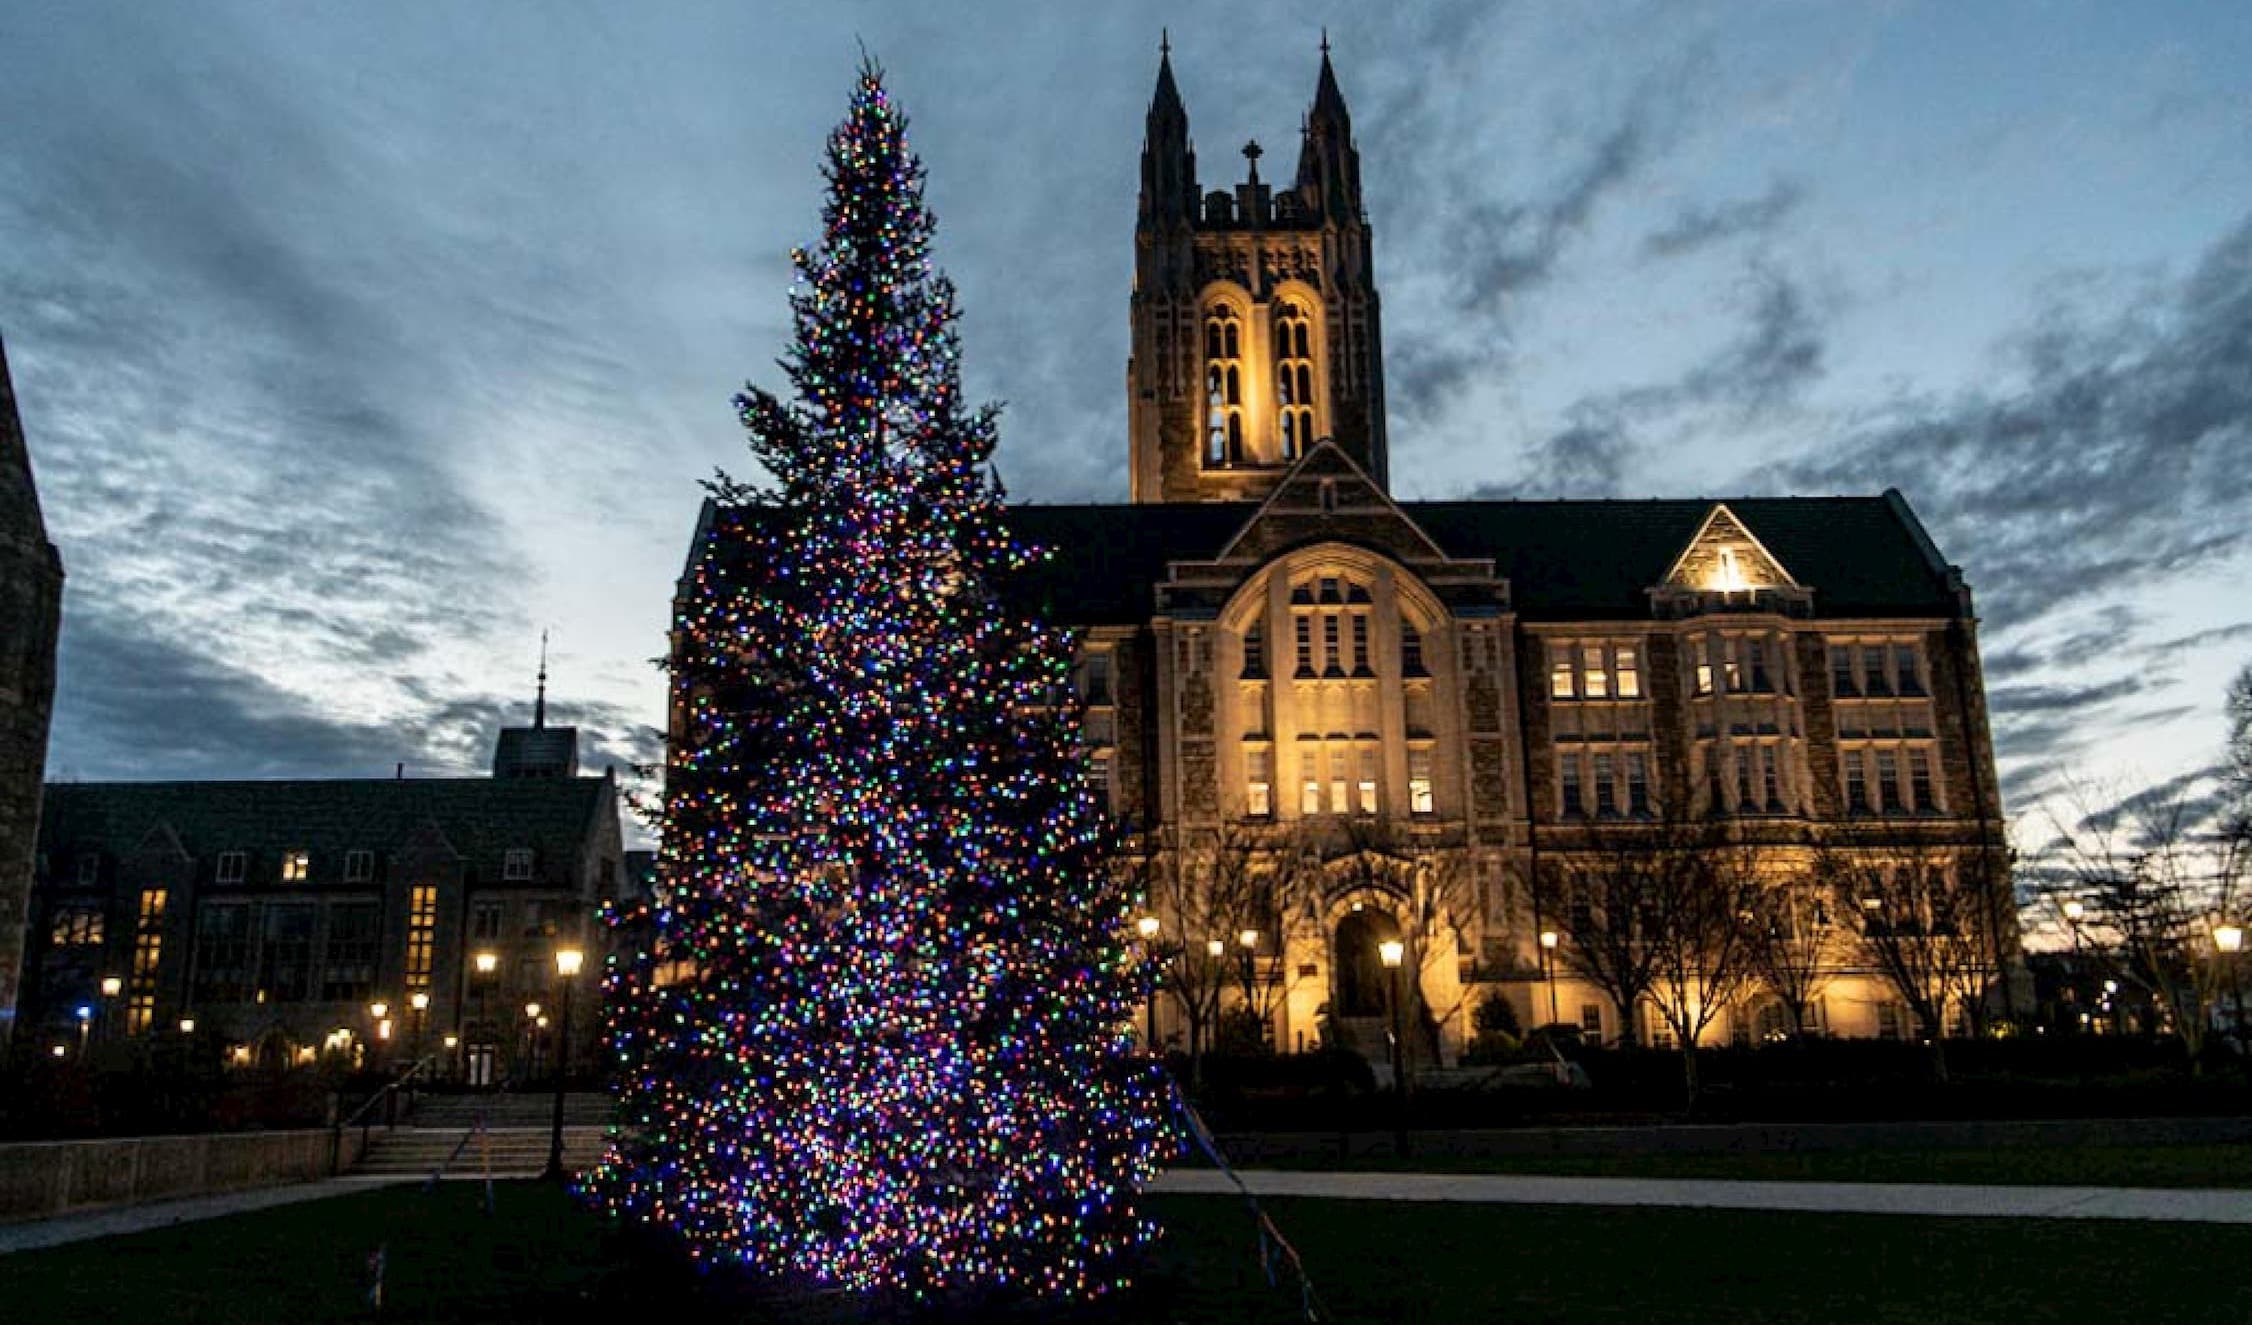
330 1054 440 1175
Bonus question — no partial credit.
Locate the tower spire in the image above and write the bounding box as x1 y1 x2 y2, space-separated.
0 330 50 547
534 630 549 729
1139 35 1195 229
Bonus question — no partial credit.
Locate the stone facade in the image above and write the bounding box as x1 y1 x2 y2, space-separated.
0 332 65 1055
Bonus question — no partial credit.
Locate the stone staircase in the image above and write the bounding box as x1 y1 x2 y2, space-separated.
352 1091 615 1178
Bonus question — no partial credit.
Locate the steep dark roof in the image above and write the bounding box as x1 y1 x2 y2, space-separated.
693 491 1963 627
37 777 617 885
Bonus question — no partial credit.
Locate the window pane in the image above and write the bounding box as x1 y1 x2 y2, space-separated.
1582 644 1608 699
1615 647 1641 699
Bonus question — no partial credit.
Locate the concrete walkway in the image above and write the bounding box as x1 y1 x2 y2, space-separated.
1149 1169 2252 1224
0 1176 418 1256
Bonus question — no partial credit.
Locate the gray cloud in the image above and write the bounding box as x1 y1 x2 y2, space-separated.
1641 179 1804 260
1772 211 2252 636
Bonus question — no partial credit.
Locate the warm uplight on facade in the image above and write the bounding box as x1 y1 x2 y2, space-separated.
1378 940 1405 968
1712 547 1748 592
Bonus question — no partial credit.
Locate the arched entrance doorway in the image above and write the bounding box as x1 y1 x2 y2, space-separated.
1332 908 1402 1019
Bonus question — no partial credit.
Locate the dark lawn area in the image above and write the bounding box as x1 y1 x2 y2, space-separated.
1229 1141 2252 1188
5 1179 2251 1324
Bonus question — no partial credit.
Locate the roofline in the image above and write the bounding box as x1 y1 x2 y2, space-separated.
44 775 615 793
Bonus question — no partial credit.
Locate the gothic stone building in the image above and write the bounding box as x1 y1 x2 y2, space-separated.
0 332 66 1056
21 701 624 1080
680 47 2010 1063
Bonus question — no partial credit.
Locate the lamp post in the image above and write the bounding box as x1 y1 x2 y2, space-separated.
1379 938 1408 1155
1136 915 1162 1055
98 975 121 1048
542 947 584 1181
2216 923 2244 1052
2061 900 2086 1033
409 991 429 1067
1539 930 1561 1028
75 1005 93 1056
1237 928 1261 1050
473 951 498 1086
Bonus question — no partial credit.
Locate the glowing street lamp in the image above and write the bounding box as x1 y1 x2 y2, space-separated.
1378 938 1409 1154
1136 915 1161 941
474 951 499 975
1205 938 1225 959
2217 924 2244 955
99 975 123 997
1539 930 1561 1028
544 946 587 1181
178 1016 197 1035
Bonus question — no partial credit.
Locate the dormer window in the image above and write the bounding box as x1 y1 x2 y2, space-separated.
344 850 375 883
503 849 535 882
76 854 101 887
215 851 247 884
280 850 311 883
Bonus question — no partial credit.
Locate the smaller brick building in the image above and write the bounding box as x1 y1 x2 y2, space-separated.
20 711 624 1083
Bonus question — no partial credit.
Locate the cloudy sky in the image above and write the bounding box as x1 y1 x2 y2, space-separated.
2 1 2247 843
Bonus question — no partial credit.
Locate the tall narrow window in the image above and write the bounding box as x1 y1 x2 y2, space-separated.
1876 750 1903 813
1274 300 1315 460
1300 751 1322 815
128 889 167 1035
405 884 439 995
1616 646 1641 699
1204 307 1243 465
1294 616 1314 677
1592 753 1618 818
1328 748 1349 814
1401 623 1426 676
1242 621 1266 678
1350 615 1371 675
1861 645 1893 696
1845 753 1871 814
1723 639 1745 692
1624 753 1651 816
1692 638 1715 697
1893 643 1925 696
1909 748 1936 812
1560 756 1584 817
280 850 311 883
1356 748 1379 815
1747 639 1772 693
1735 745 1756 810
1831 644 1858 697
1322 616 1343 677
1408 747 1435 815
1082 654 1113 705
1247 748 1274 818
1760 745 1783 811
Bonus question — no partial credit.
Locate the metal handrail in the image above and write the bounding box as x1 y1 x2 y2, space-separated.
331 1054 441 1173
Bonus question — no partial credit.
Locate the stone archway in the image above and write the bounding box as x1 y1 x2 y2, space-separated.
1332 907 1402 1020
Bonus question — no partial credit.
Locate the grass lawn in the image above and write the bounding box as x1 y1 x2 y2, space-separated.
5 1179 2251 1323
1227 1141 2252 1188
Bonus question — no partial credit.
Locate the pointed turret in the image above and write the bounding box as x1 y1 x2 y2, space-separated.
1139 34 1197 229
1295 35 1363 224
0 332 51 550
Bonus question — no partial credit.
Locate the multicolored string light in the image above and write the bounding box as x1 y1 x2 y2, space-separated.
584 61 1169 1302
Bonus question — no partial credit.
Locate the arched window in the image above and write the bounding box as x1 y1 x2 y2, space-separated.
1204 306 1243 466
1274 301 1315 461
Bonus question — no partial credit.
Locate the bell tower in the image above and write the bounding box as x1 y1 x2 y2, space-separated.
1128 37 1389 504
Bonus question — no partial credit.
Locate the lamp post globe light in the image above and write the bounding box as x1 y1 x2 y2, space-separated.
1378 938 1409 1155
543 946 585 1182
2215 923 2245 1049
1538 930 1561 1028
1134 916 1162 1054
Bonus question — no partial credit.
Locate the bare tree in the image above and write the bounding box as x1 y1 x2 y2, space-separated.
1639 837 1767 1104
1820 839 1999 1081
1538 821 1715 1051
1744 870 1836 1040
2042 780 2248 1068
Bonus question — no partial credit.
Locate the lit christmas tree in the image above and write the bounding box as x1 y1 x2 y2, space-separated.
587 62 1168 1302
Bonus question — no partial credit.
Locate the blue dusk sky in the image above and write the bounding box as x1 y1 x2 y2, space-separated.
1 2 2246 846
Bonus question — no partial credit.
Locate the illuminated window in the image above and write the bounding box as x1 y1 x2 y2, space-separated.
1356 748 1379 815
50 907 104 946
1580 644 1609 699
1616 648 1641 699
503 849 534 882
1274 300 1316 460
127 889 167 1035
1408 747 1435 816
1204 306 1243 466
1716 547 1746 592
215 851 246 884
405 885 439 995
1300 751 1322 815
344 850 374 883
1328 748 1349 814
1246 748 1273 818
1691 638 1715 697
280 850 310 883
1549 647 1575 698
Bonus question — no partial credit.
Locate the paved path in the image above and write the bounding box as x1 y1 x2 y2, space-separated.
0 1176 418 1256
1149 1169 2252 1224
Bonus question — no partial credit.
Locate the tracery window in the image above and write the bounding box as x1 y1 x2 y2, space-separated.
1274 300 1315 460
1204 306 1243 466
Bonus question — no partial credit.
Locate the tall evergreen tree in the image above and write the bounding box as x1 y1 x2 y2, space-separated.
588 63 1167 1301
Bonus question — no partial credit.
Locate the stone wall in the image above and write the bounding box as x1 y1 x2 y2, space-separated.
0 1127 368 1224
